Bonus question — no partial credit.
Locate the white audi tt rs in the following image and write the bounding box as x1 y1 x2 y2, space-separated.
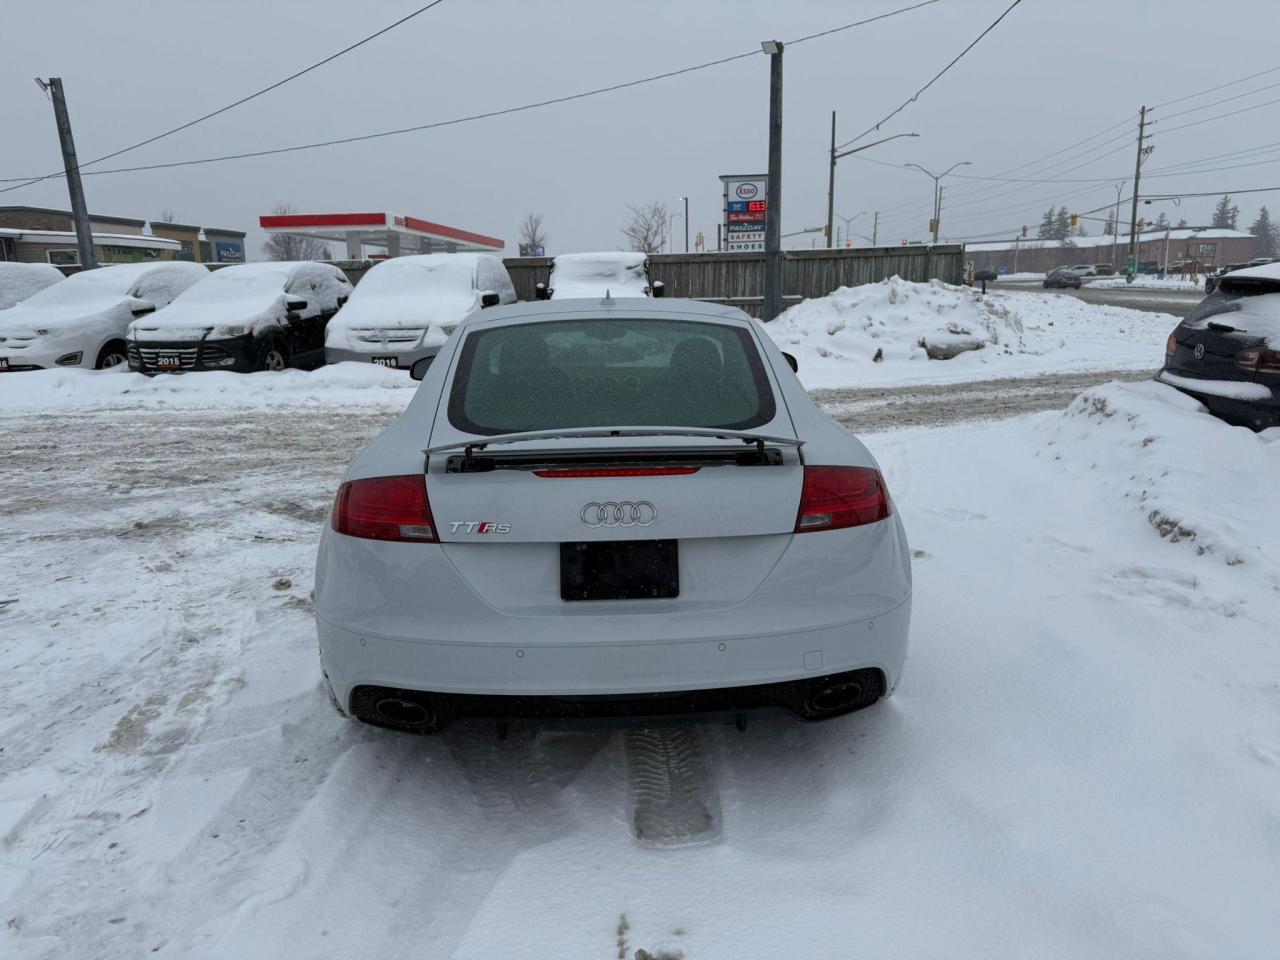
314 296 911 732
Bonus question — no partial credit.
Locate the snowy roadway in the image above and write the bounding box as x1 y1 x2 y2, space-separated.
2 365 1276 958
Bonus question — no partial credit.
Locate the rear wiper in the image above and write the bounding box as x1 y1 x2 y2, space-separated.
1206 321 1240 332
424 427 803 472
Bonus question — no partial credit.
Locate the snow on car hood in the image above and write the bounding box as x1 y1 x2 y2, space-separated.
549 252 649 299
0 262 64 311
326 255 480 349
130 261 349 342
0 261 205 334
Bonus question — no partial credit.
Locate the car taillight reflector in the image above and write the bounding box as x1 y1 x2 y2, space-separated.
532 466 701 478
795 465 891 533
1236 347 1280 374
331 475 437 542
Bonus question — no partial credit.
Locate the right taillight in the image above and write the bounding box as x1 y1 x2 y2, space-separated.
331 475 437 542
1236 347 1280 374
795 465 891 533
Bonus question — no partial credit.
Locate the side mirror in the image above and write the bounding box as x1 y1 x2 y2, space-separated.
651 280 665 298
534 282 550 301
131 302 157 318
409 356 433 381
782 352 799 373
480 291 501 308
285 298 308 315
336 294 349 308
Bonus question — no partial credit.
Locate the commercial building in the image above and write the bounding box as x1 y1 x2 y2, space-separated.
0 206 246 267
965 227 1257 275
259 211 504 259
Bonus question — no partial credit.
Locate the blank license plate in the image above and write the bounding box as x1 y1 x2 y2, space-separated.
371 356 399 368
156 353 182 369
0 358 9 371
561 539 678 602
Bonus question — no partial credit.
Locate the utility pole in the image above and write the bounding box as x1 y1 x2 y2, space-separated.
40 78 97 270
1111 182 1124 269
1126 105 1152 281
872 211 878 246
762 40 784 321
826 110 837 248
680 195 689 253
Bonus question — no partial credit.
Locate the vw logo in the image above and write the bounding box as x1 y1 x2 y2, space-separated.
1193 343 1205 360
736 183 759 199
580 501 657 527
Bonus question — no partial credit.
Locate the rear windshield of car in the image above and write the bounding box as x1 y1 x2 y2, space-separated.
447 317 777 435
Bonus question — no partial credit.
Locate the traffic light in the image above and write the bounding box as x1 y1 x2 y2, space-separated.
1021 225 1028 238
1069 213 1078 227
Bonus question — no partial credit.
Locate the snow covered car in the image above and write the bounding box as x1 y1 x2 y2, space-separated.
1158 261 1280 430
127 261 352 373
314 296 912 733
544 252 658 299
0 262 64 311
324 253 515 370
0 261 207 372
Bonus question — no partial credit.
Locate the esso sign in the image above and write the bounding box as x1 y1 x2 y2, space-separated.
735 183 759 200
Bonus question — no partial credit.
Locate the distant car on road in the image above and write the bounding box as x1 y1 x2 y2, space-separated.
1043 267 1083 289
314 296 910 733
0 262 64 311
0 261 207 372
128 261 351 373
1158 261 1280 430
325 253 515 371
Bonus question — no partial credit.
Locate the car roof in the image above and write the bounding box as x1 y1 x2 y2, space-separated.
456 296 754 331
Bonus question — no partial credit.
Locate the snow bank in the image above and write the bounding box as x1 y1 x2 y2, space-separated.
550 252 649 298
1038 379 1279 571
768 277 1175 388
0 262 63 310
0 362 416 410
1090 276 1202 291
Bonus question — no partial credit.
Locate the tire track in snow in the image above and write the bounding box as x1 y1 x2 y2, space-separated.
624 727 722 848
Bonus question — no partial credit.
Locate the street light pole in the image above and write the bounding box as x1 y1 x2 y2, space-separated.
762 40 784 322
905 160 971 244
679 196 689 253
1111 182 1124 269
825 125 918 251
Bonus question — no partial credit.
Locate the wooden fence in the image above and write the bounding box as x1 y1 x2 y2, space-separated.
501 245 964 317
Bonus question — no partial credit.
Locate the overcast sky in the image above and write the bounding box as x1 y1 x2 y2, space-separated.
4 0 1279 257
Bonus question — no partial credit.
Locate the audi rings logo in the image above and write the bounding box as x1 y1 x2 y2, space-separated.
580 501 657 527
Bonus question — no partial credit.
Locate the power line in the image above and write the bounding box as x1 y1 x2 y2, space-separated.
1152 95 1280 138
1153 77 1280 123
1 0 451 193
0 0 941 194
1149 63 1280 111
836 0 1025 149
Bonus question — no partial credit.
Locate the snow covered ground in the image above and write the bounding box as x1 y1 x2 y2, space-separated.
1 369 1275 959
1091 275 1203 291
768 277 1174 389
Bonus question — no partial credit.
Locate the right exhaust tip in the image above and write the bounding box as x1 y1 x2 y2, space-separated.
373 696 434 729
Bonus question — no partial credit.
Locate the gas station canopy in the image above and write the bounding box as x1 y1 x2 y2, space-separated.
258 211 504 259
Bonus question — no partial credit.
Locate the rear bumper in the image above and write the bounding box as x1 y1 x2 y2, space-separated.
317 593 910 716
346 666 889 733
325 345 438 368
1157 370 1279 429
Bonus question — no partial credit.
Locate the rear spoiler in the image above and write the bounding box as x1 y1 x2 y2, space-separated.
424 427 804 472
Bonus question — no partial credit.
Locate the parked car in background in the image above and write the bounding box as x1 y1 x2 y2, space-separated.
1070 264 1098 277
1043 267 1083 289
1158 261 1280 430
325 254 515 370
545 252 658 299
0 262 64 311
128 261 351 373
314 296 910 733
0 261 207 372
1094 263 1116 276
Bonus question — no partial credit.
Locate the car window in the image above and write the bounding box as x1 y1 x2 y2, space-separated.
448 318 776 435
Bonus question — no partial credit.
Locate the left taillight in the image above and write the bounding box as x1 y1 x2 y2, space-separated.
331 475 437 542
795 465 892 533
